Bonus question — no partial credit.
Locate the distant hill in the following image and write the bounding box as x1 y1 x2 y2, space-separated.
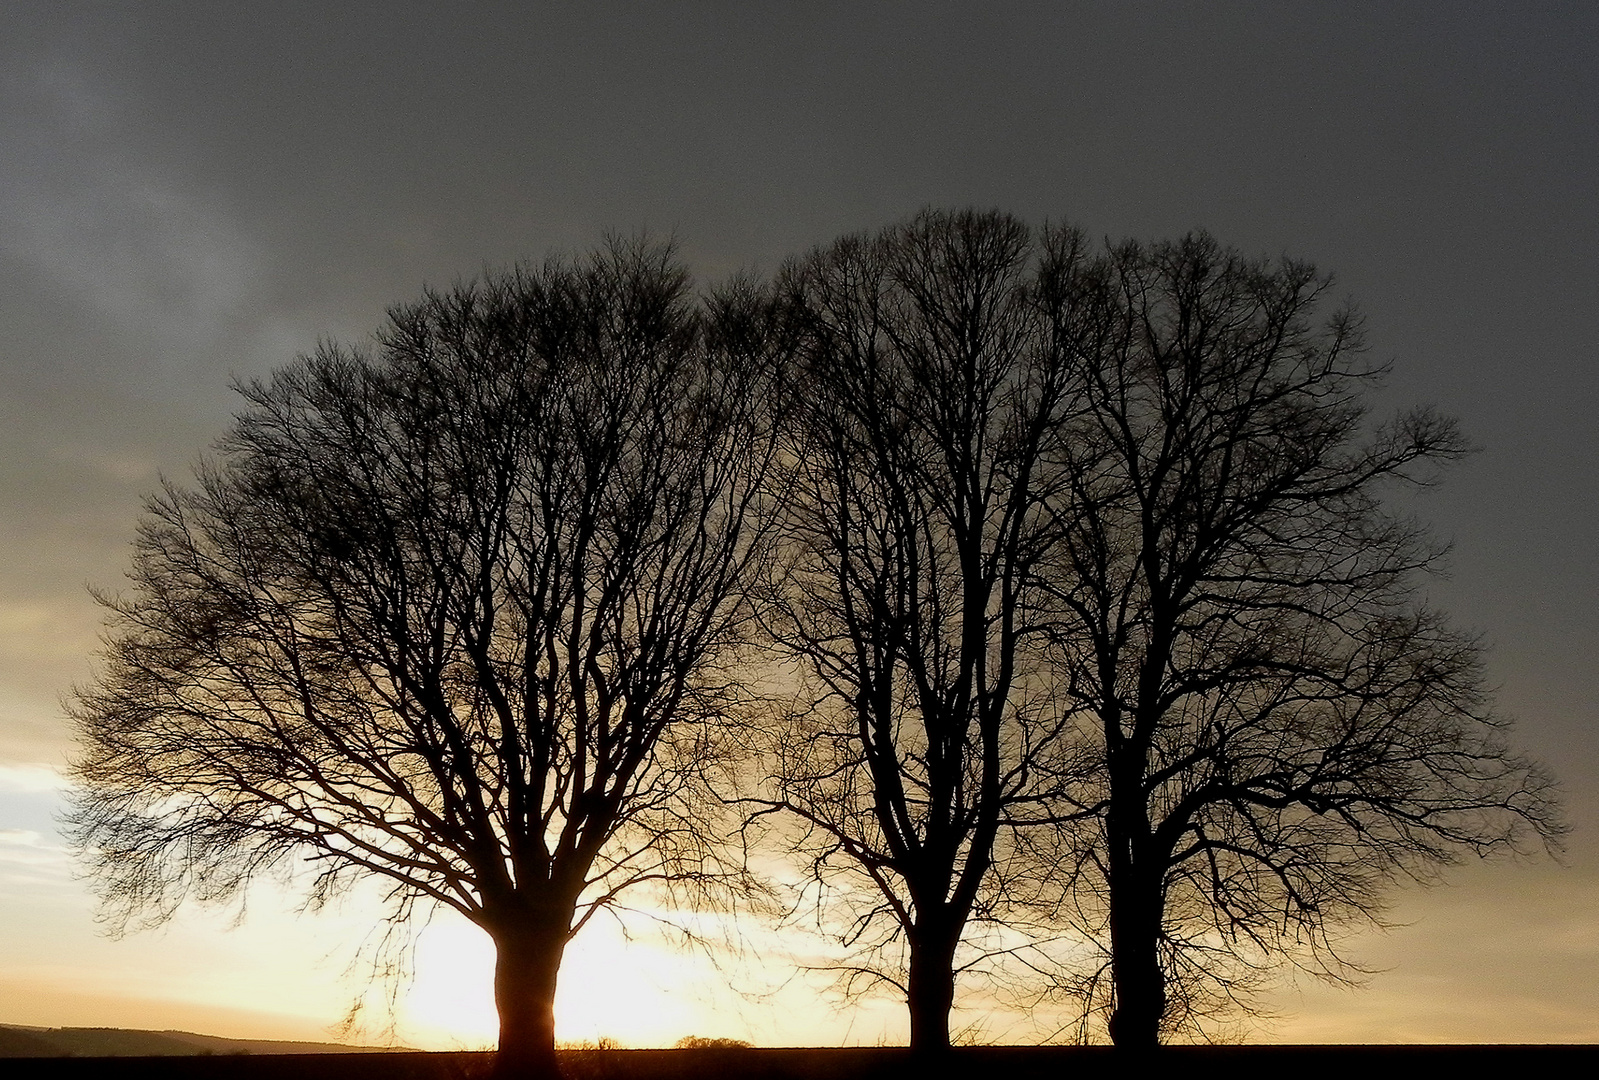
0 1027 61 1057
0 1024 402 1057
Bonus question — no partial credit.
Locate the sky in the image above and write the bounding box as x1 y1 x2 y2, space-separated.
1 0 1596 1047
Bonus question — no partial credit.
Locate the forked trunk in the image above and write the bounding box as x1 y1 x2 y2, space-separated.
491 920 568 1079
906 922 959 1053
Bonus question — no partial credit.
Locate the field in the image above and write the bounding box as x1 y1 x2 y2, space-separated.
2 1045 1597 1080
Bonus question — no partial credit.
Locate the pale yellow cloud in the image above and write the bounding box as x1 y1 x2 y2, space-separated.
0 763 68 793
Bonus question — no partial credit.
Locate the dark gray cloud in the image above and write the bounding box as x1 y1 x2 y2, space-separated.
0 0 1594 1039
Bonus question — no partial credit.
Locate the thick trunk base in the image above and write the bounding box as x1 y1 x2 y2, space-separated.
1107 998 1163 1049
1106 863 1166 1048
493 1043 561 1080
906 931 958 1054
491 923 567 1080
1107 937 1166 1048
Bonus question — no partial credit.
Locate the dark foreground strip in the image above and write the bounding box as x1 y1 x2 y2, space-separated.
3 1045 1596 1080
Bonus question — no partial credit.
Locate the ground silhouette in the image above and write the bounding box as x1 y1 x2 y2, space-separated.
2 1045 1597 1080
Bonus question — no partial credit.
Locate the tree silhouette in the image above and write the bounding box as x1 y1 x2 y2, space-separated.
750 210 1090 1050
65 214 1564 1059
68 240 780 1078
1041 234 1564 1045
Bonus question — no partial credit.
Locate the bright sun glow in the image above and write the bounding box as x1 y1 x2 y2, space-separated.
401 910 759 1049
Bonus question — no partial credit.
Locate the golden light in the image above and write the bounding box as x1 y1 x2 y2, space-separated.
402 909 751 1049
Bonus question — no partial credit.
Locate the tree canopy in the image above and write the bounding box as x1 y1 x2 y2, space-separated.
750 210 1087 1049
68 217 1562 1060
1038 234 1564 1043
69 239 782 1076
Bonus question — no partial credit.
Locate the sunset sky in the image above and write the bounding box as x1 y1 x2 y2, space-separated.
1 1 1596 1047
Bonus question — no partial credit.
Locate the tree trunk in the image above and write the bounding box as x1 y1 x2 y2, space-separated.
491 919 568 1079
1106 876 1170 1049
906 922 959 1053
1105 735 1166 1049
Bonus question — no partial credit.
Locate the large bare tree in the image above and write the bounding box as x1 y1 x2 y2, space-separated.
1042 234 1564 1045
751 210 1091 1050
68 241 780 1077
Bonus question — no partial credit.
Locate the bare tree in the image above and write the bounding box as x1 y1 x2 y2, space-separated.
1041 233 1564 1045
67 240 780 1078
750 210 1091 1050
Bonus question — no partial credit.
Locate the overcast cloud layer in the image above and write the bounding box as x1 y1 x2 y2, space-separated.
1 1 1594 1045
